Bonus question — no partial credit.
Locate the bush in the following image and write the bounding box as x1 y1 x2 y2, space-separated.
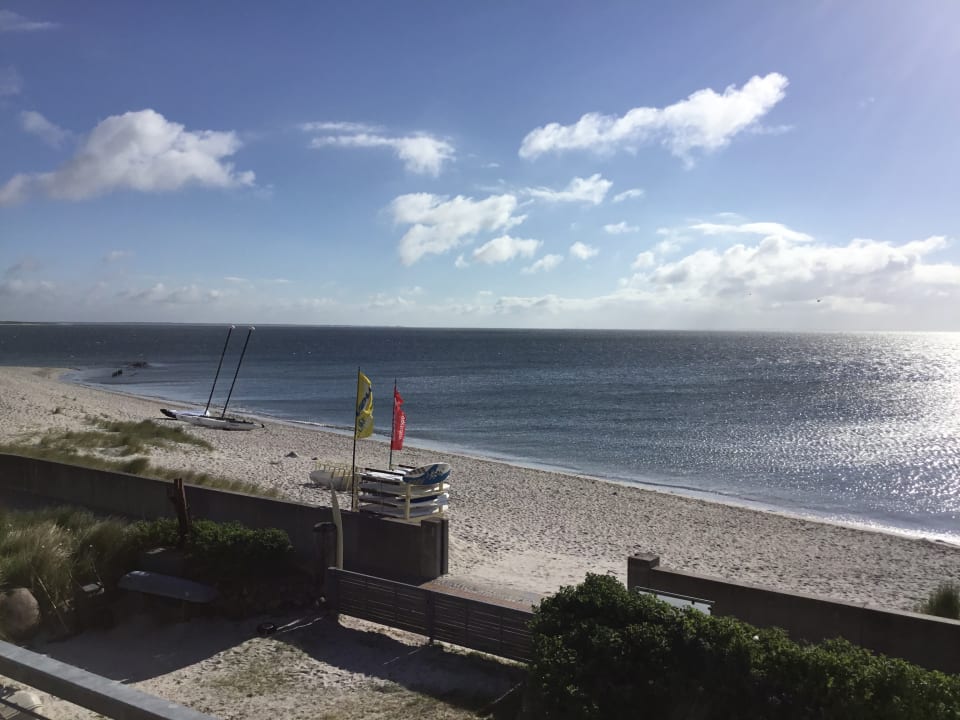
527 574 960 720
127 518 294 583
918 582 960 620
0 510 132 623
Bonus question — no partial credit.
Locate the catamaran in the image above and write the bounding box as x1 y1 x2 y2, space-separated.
160 325 262 431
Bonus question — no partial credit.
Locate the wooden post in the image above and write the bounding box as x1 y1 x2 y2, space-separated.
167 478 191 548
313 522 338 594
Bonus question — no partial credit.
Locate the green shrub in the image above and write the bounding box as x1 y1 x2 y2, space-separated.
126 518 294 583
918 582 960 620
527 574 960 720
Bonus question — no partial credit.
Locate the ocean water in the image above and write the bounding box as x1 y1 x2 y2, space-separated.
2 323 959 541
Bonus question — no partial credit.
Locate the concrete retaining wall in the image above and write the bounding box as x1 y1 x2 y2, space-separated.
0 454 447 583
628 553 960 674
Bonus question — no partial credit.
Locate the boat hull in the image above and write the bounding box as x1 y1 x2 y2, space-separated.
161 408 261 431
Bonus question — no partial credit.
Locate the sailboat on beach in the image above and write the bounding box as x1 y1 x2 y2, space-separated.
160 325 263 431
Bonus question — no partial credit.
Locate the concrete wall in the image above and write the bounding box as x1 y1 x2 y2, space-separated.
628 553 960 675
0 454 447 583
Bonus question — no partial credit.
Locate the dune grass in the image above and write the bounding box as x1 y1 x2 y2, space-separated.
38 417 213 456
0 507 135 637
918 582 960 619
0 416 279 498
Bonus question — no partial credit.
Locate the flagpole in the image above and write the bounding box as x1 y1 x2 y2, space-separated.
389 379 397 469
351 367 360 512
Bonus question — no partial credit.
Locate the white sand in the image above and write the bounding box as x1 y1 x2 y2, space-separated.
1 365 959 717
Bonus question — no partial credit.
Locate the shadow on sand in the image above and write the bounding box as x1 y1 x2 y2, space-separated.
32 609 524 716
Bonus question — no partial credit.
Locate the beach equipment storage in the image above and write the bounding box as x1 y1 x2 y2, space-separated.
358 463 450 522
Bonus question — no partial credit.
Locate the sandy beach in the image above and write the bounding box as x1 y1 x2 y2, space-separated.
1 365 959 717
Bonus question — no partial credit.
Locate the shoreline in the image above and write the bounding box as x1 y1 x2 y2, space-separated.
1 365 959 612
67 372 960 549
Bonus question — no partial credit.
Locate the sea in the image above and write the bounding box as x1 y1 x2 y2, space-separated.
2 323 959 542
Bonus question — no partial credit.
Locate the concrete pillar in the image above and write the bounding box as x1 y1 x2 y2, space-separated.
627 553 660 590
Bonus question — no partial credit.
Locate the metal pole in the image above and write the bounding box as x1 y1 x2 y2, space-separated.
351 367 360 511
388 379 397 469
203 325 234 415
220 326 254 419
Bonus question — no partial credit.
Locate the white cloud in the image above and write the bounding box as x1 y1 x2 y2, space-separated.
0 277 55 297
613 188 645 203
120 282 223 306
628 227 957 311
309 131 454 175
632 251 655 269
455 254 469 269
0 175 31 205
519 73 789 163
523 254 564 274
299 121 381 133
0 10 58 32
20 111 69 147
525 173 612 205
604 221 639 235
472 235 541 264
391 192 526 265
0 66 22 96
690 221 812 243
570 241 599 260
0 109 254 206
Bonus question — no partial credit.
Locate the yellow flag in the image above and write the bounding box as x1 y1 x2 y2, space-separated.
355 371 374 438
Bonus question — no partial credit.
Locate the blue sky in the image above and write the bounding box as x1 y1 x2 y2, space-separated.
2 1 959 330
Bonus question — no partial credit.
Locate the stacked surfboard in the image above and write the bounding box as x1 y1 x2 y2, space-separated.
358 463 450 522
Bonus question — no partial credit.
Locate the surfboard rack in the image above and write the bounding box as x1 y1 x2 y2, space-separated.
358 466 450 522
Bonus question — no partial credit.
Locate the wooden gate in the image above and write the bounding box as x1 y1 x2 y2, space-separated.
327 568 533 662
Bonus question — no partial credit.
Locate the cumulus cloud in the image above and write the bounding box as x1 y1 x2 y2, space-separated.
519 73 788 163
20 111 70 147
390 192 526 265
0 66 22 96
632 251 655 269
570 241 599 260
690 221 812 243
523 254 564 274
0 258 53 298
307 124 455 175
525 173 612 205
472 235 541 264
613 188 645 203
0 109 254 205
103 250 131 263
0 10 58 32
628 224 957 311
604 221 639 235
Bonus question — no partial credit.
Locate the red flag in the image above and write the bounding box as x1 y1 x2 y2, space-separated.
391 388 406 451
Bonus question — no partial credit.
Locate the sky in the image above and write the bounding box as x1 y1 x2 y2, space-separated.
2 1 959 330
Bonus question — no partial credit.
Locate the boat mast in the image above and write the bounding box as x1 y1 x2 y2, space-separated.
204 325 235 416
220 326 254 419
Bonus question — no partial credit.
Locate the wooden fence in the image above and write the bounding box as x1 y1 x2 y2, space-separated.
326 568 533 662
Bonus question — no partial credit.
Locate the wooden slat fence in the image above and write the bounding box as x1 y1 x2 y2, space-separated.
327 568 533 662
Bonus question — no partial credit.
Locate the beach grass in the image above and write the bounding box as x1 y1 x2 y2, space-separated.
0 423 280 499
918 581 960 619
0 508 134 637
38 417 213 456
